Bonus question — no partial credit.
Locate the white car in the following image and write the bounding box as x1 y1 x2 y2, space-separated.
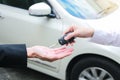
1 0 120 80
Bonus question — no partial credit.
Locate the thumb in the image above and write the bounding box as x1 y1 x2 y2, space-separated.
64 32 75 40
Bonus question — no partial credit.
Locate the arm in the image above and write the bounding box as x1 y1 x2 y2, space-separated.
0 44 73 68
64 25 120 47
0 44 27 67
64 8 120 47
90 27 120 47
27 46 73 62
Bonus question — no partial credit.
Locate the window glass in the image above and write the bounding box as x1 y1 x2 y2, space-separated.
0 0 45 9
0 0 2 3
57 0 119 19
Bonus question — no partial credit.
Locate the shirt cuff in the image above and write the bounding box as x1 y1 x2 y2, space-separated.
90 28 120 47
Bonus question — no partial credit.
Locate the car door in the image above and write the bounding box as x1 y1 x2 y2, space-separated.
0 0 63 72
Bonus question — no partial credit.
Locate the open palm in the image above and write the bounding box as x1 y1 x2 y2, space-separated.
33 46 73 62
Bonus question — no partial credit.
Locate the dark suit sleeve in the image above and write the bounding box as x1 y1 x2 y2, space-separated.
0 44 27 68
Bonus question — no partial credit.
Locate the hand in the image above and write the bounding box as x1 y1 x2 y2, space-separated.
27 46 73 62
64 26 94 42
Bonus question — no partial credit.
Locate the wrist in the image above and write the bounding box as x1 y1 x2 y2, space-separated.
87 27 94 37
27 47 35 58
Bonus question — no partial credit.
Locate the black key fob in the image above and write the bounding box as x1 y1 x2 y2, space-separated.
58 33 75 45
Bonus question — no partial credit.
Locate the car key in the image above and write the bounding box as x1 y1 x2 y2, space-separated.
58 32 75 45
49 32 75 48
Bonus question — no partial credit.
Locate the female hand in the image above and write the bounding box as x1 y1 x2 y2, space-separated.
63 26 94 45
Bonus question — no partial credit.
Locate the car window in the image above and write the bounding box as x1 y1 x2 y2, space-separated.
57 0 119 19
0 0 45 9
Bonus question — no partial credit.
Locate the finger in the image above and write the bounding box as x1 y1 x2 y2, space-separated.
39 58 54 62
64 32 76 40
56 51 73 59
54 47 73 54
52 46 66 51
44 48 73 61
54 48 69 53
47 52 73 61
69 40 75 46
56 48 73 56
63 26 73 34
41 54 58 62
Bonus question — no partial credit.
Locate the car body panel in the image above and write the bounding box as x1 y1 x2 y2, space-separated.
0 3 63 73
